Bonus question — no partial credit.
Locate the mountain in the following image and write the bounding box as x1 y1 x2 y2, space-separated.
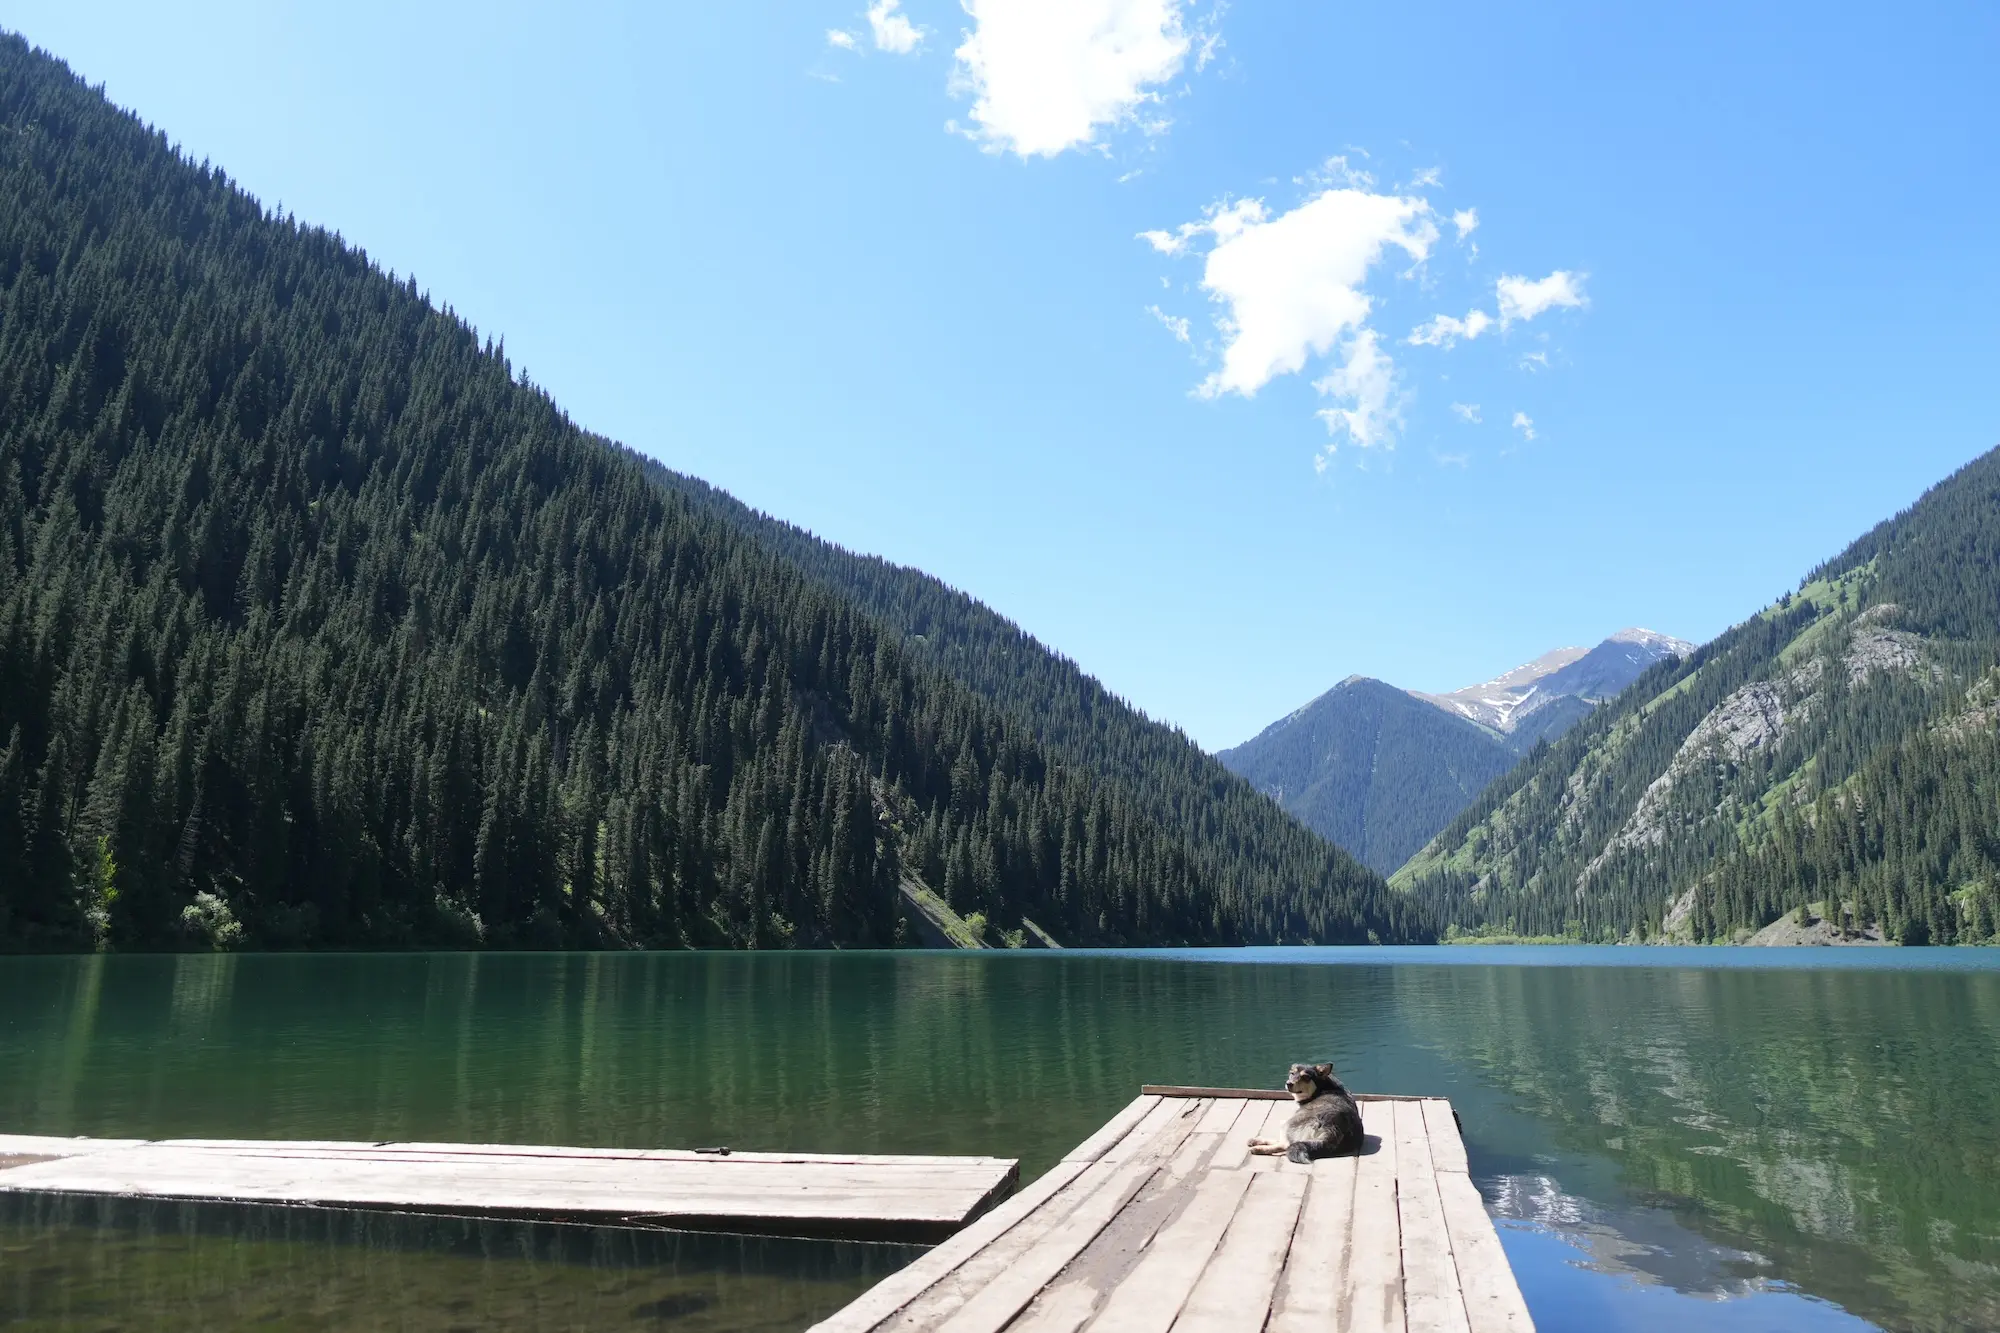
639 470 1429 943
1393 449 2000 947
1218 630 1691 875
1214 678 1520 874
0 37 1429 952
1411 628 1694 746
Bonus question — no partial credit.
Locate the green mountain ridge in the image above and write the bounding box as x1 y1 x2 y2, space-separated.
0 36 1425 952
1394 448 2000 945
1215 676 1521 874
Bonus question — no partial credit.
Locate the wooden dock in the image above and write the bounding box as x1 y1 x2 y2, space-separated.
0 1133 1018 1243
813 1087 1533 1333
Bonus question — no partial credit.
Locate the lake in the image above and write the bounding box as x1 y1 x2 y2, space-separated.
2 947 1997 1331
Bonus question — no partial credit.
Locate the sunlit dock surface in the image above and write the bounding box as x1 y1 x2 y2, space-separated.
815 1087 1533 1333
0 1134 1018 1244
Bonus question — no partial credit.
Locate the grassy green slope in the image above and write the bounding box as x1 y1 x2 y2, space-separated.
1393 447 2000 944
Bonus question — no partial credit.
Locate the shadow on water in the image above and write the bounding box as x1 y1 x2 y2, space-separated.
0 1191 917 1331
2 948 1998 1330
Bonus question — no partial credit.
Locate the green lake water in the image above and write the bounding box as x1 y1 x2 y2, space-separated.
1 947 1997 1331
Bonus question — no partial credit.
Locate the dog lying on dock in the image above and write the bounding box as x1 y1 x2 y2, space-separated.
1248 1063 1364 1163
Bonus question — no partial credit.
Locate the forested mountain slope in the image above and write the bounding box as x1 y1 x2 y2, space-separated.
0 37 1426 951
1215 676 1518 875
1217 631 1689 876
1394 449 2000 945
648 468 1422 915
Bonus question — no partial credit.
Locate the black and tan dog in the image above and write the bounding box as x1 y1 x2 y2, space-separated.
1248 1063 1364 1163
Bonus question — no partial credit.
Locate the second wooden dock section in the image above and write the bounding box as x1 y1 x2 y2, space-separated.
813 1087 1534 1333
0 1133 1019 1243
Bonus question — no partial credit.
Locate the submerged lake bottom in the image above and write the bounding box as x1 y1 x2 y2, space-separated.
2 947 1997 1332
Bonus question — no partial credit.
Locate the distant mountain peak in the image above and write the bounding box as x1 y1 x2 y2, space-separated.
1409 630 1691 737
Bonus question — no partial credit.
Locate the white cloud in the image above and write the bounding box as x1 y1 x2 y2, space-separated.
827 28 859 49
1147 304 1191 342
1451 207 1478 240
1511 410 1537 440
866 0 924 52
951 0 1192 157
1519 349 1550 372
1496 269 1587 328
1407 308 1492 348
1141 189 1435 403
1409 166 1442 189
1314 329 1402 454
1450 402 1481 424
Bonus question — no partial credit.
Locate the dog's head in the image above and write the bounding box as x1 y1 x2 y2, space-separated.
1284 1063 1340 1103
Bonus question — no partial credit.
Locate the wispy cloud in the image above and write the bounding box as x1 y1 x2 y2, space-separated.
1519 349 1550 372
1497 270 1587 328
866 0 924 53
1141 189 1435 410
1511 410 1537 441
826 28 859 50
1450 402 1481 424
1147 304 1191 343
1407 309 1492 348
1451 208 1478 241
1433 450 1471 468
952 0 1194 157
1314 328 1403 462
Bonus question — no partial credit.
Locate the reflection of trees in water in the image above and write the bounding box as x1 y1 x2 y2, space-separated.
1409 965 2000 1331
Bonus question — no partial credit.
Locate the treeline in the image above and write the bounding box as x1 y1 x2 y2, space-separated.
0 36 1425 951
654 469 1420 924
1401 446 2000 944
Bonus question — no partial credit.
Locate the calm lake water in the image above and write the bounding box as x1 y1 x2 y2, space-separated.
2 947 1997 1332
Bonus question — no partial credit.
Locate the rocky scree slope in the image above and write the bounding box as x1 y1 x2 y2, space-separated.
1394 448 2000 946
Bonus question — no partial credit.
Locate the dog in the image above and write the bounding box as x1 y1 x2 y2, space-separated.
1247 1063 1363 1163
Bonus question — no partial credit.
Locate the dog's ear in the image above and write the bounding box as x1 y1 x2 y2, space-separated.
1314 1063 1333 1077
1313 1063 1334 1084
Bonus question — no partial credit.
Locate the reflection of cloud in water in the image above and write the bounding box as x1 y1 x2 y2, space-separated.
1485 1172 1776 1297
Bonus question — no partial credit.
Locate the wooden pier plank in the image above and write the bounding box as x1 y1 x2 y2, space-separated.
0 1134 1018 1240
1266 1153 1359 1333
929 1102 1209 1333
816 1089 1533 1333
1345 1100 1406 1333
1172 1169 1307 1332
1393 1101 1471 1333
1081 1167 1251 1333
1066 1096 1162 1164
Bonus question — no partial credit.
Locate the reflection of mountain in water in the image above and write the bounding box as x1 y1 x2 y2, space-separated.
1414 964 2000 1331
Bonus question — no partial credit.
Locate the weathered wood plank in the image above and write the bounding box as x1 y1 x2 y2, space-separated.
809 1159 1093 1333
929 1103 1208 1333
1194 1098 1246 1136
1206 1100 1267 1173
1267 1153 1358 1333
1394 1102 1471 1333
1082 1168 1252 1333
1141 1086 1290 1101
1420 1101 1468 1176
1173 1168 1308 1331
1345 1100 1405 1333
1066 1096 1164 1163
1434 1174 1533 1333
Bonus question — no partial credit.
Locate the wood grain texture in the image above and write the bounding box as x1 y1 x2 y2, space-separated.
813 1091 1533 1333
1346 1100 1406 1333
1173 1169 1307 1332
1267 1153 1359 1333
1393 1101 1471 1333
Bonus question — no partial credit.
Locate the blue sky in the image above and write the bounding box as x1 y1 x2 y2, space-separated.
12 1 1998 749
